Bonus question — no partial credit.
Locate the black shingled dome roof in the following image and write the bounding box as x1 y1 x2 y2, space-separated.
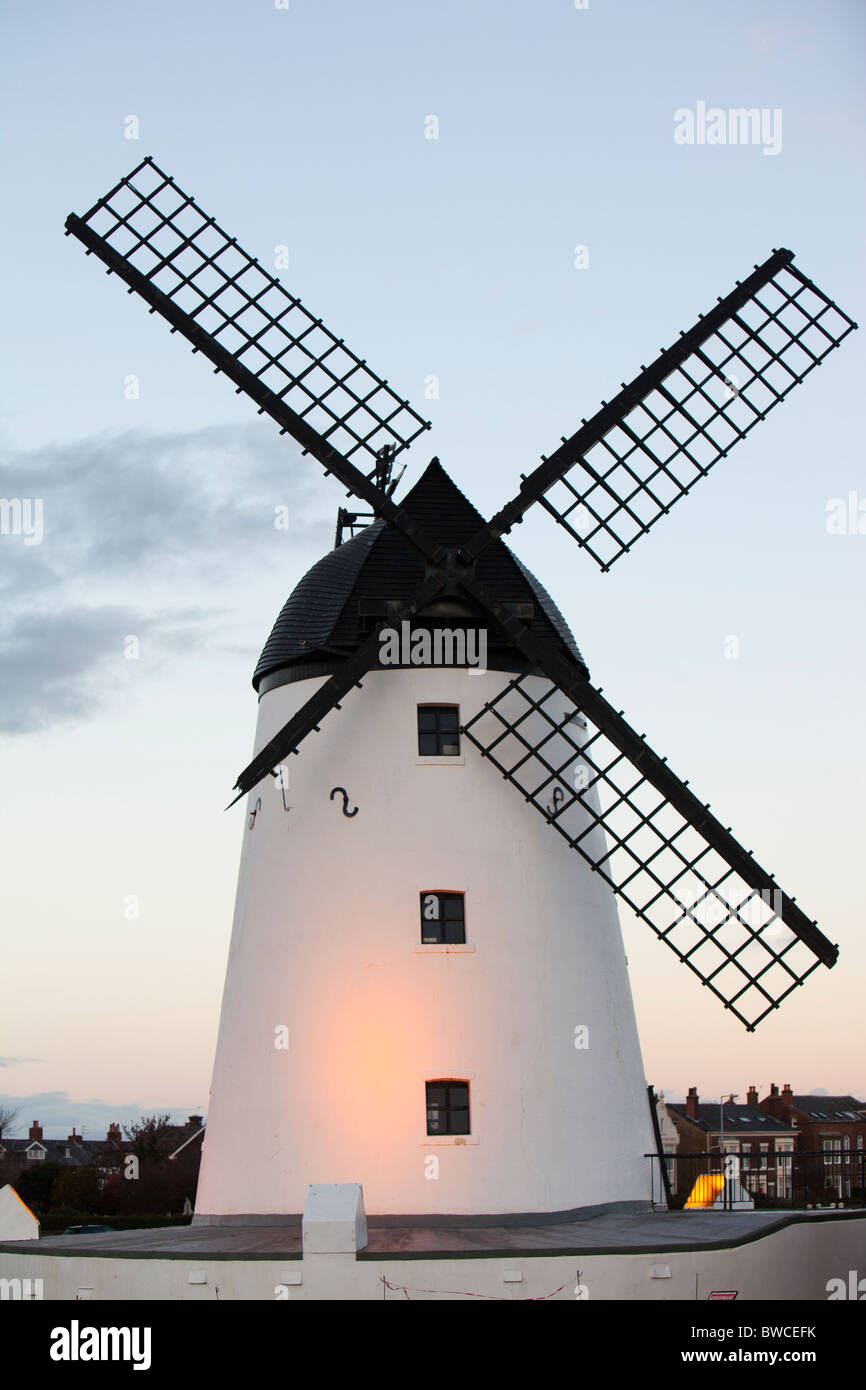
253 459 587 693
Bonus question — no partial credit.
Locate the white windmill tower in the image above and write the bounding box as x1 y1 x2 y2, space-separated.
65 157 853 1229
194 457 657 1222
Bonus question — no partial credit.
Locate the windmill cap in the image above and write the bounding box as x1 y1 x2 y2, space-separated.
253 458 587 694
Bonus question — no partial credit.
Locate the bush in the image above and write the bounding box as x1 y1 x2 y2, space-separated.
99 1157 197 1217
14 1162 65 1212
51 1167 100 1213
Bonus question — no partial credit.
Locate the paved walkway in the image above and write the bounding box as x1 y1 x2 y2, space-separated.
2 1207 861 1261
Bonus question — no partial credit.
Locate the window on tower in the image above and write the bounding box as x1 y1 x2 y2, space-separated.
426 1080 470 1136
417 705 460 757
420 891 466 944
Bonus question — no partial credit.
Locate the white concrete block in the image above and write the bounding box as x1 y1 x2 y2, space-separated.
0 1185 40 1241
303 1183 367 1253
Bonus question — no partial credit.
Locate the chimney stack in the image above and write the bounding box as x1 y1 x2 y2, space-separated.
187 1115 203 1128
67 1128 83 1145
107 1123 122 1145
686 1086 699 1119
782 1083 794 1105
28 1121 43 1142
770 1083 779 1098
747 1085 758 1107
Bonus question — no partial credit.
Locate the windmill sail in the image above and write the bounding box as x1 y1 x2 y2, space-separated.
467 251 856 571
461 672 836 1030
65 156 430 485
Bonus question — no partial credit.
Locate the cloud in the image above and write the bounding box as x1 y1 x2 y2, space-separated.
0 1058 44 1068
0 603 219 733
0 421 327 590
0 422 333 734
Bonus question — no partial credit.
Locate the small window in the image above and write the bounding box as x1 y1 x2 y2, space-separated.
426 1079 470 1136
420 891 465 944
418 705 460 757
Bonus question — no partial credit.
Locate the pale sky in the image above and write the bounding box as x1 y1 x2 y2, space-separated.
1 0 864 1138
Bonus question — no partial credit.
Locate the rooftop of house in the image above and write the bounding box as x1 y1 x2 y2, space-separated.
667 1103 794 1136
0 1115 205 1165
787 1096 866 1121
0 1137 107 1166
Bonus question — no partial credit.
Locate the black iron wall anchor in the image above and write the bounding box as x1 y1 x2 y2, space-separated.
268 766 292 813
249 797 262 830
546 786 564 818
330 787 358 818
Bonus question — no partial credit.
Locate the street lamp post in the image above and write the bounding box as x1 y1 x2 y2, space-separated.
721 1094 738 1210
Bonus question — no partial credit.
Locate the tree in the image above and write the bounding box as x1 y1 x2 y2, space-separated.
122 1114 175 1162
0 1104 18 1139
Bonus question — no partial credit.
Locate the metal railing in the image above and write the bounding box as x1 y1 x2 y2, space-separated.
647 1150 866 1210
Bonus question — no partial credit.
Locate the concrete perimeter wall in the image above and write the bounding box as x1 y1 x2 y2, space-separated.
1 1215 863 1301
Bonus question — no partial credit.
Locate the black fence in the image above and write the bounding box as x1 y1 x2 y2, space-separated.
647 1150 866 1211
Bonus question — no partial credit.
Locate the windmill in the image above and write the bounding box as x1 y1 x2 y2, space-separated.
66 157 855 1223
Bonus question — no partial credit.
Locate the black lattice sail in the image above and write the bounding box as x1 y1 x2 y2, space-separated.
527 254 857 571
67 156 430 476
462 674 829 1030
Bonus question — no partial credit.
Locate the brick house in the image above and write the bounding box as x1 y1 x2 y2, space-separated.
760 1085 866 1201
0 1116 204 1182
0 1116 205 1216
663 1087 797 1200
0 1120 127 1177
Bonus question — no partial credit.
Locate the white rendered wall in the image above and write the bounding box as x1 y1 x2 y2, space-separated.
0 1186 39 1241
195 666 655 1220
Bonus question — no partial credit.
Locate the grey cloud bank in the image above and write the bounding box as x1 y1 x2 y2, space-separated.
0 422 331 734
